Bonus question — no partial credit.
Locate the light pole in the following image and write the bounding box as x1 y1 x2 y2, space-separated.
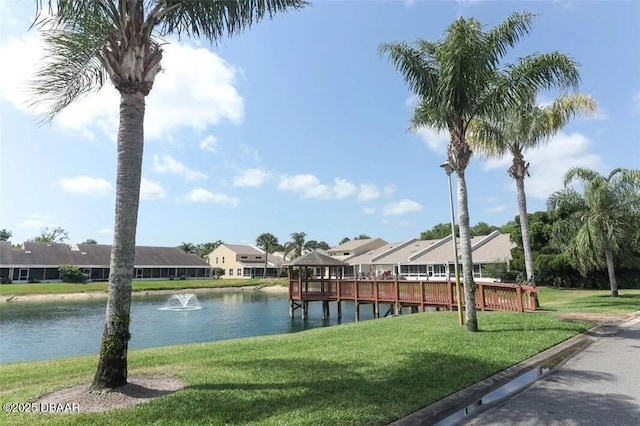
440 161 464 326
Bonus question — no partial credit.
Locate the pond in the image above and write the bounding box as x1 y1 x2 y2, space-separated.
0 290 379 364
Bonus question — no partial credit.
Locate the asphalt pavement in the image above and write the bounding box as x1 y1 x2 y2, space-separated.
464 315 640 426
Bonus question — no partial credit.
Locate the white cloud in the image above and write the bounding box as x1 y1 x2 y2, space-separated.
278 175 383 201
153 154 207 181
383 185 396 195
140 178 166 200
415 127 449 154
486 205 506 214
184 188 238 206
357 184 381 201
233 168 269 187
0 35 243 141
333 178 358 199
59 176 113 195
278 174 331 199
199 135 218 153
363 207 376 215
482 131 603 199
19 214 57 229
382 199 423 216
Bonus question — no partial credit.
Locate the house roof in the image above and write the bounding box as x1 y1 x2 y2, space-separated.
283 251 348 267
471 233 514 263
221 244 264 256
345 241 405 265
327 238 387 254
0 242 209 267
370 239 441 264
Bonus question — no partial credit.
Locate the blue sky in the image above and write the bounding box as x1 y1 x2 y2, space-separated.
1 0 639 248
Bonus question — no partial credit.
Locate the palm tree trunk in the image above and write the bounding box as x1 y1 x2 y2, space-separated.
264 243 269 278
457 171 478 332
92 92 145 390
515 176 535 285
603 239 619 297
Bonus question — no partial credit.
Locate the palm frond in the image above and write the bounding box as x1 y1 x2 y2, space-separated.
378 42 440 102
484 11 537 63
158 0 308 42
467 119 507 158
30 21 111 122
563 167 602 187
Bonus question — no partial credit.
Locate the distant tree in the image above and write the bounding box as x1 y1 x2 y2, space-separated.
30 227 69 243
471 93 596 285
0 229 12 241
305 240 319 250
284 232 308 259
317 241 330 250
82 238 98 244
354 234 371 240
339 237 351 245
420 223 454 240
178 242 195 253
470 222 500 237
195 241 224 259
256 233 279 278
548 167 640 296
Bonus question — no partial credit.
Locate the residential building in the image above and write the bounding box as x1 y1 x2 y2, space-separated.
207 244 283 279
0 241 211 283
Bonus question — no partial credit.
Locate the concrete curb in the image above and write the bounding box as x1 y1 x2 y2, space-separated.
389 313 640 426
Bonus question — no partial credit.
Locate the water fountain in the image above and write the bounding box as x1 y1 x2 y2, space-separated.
159 293 203 311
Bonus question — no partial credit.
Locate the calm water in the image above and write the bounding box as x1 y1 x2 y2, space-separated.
0 290 378 364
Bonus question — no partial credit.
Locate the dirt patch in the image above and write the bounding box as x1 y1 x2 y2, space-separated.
34 375 185 413
558 312 633 324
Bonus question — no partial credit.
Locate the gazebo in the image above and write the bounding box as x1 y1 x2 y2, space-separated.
283 251 348 319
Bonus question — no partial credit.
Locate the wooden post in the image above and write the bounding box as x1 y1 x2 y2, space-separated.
302 301 308 319
374 302 379 318
355 302 360 322
420 281 425 312
337 301 342 319
289 299 294 319
516 286 523 312
478 283 486 311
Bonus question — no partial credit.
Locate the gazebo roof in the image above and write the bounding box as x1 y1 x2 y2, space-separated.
282 251 348 267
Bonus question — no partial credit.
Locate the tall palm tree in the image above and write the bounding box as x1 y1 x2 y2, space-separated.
179 242 195 253
256 232 278 278
470 93 597 285
31 0 308 390
380 12 580 331
284 231 307 259
548 167 640 297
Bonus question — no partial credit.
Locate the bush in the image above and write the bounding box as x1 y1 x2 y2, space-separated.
212 267 225 279
0 276 12 284
58 265 88 283
27 278 41 283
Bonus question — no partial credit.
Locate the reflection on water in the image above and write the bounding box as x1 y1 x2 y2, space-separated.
0 291 380 363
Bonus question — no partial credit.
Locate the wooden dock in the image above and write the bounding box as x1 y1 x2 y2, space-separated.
288 278 539 320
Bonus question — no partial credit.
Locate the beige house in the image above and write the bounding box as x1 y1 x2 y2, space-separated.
207 244 283 279
326 238 387 261
342 231 514 281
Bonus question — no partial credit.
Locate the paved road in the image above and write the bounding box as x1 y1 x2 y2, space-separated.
465 316 640 426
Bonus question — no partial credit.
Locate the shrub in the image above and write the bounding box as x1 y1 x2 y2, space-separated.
58 265 88 283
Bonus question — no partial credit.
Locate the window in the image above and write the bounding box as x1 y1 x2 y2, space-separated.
256 256 262 260
229 269 233 276
237 268 241 276
216 257 218 264
343 252 350 256
240 256 248 259
222 256 225 263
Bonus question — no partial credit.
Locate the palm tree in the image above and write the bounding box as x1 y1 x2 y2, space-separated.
379 12 580 331
31 0 308 390
284 232 307 259
179 242 195 253
471 93 597 285
256 233 278 278
548 167 640 297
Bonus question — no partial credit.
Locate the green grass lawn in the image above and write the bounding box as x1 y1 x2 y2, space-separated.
537 287 640 314
0 312 590 426
0 278 287 296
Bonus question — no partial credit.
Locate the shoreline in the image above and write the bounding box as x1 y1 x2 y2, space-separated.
1 285 289 304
